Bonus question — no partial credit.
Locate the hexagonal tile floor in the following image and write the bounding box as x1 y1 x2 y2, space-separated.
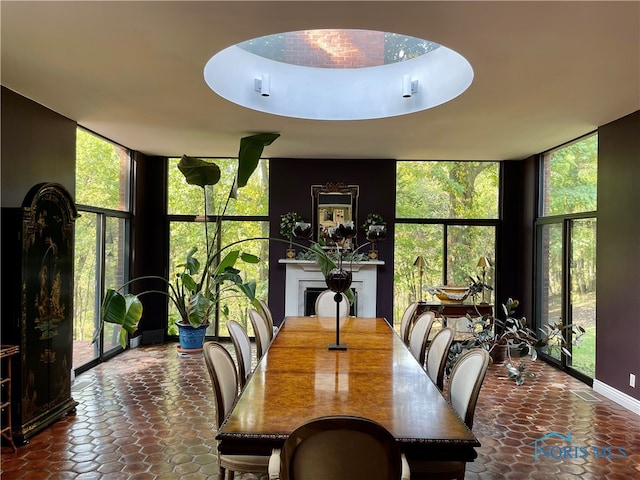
2 343 639 479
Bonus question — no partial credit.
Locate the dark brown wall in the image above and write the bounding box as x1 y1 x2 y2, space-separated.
131 154 168 342
268 158 397 324
500 158 537 322
1 87 76 206
596 111 640 399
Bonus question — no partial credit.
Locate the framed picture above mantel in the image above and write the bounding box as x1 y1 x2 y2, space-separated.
311 183 359 246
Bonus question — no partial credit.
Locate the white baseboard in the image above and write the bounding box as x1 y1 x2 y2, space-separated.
593 379 640 415
129 335 141 349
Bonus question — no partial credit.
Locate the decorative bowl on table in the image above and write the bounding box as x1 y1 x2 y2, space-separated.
432 285 470 304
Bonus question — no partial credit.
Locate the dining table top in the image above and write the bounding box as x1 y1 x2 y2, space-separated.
216 315 480 461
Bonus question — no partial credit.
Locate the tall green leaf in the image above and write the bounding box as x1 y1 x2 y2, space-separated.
236 133 280 189
177 155 221 188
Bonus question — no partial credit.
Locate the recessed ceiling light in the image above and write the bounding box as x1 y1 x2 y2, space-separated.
204 29 473 121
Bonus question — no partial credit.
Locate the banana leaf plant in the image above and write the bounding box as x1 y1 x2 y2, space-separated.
98 133 280 348
307 242 357 305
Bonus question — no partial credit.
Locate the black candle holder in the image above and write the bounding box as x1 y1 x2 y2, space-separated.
325 223 355 350
325 268 352 350
366 224 387 259
293 221 313 240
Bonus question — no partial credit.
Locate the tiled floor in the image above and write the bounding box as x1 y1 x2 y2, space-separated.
1 342 639 479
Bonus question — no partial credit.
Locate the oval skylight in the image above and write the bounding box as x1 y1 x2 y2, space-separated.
204 29 473 121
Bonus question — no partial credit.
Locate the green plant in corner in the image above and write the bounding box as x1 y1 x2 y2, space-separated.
463 298 537 361
98 133 280 348
457 298 586 385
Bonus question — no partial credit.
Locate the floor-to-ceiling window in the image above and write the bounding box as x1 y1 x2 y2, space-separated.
167 157 270 339
536 133 597 382
73 128 131 373
393 161 500 327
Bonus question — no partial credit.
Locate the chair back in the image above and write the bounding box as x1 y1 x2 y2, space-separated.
227 319 252 390
203 341 238 428
279 415 404 480
399 302 419 344
408 312 435 366
315 289 349 319
257 298 275 340
447 348 490 429
248 307 272 361
425 327 455 390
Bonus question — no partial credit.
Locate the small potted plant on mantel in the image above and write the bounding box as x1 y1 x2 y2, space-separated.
280 211 303 259
98 133 280 353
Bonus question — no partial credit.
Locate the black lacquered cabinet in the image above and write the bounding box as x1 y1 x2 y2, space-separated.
1 183 79 444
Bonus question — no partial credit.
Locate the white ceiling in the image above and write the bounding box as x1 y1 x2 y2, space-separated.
1 1 638 161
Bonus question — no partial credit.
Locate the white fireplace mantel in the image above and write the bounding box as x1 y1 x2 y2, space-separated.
278 259 384 317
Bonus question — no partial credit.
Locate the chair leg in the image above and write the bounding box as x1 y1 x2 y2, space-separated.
228 471 235 480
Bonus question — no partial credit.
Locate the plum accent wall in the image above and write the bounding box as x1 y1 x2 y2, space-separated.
596 111 640 401
268 158 397 325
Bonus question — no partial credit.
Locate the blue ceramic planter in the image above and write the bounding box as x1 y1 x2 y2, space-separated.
177 323 208 351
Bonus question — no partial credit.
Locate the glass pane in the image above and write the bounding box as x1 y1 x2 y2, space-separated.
73 212 99 368
168 220 270 338
393 224 443 330
237 30 440 67
219 221 270 338
76 129 129 210
103 217 126 352
168 222 208 336
538 223 563 361
541 134 597 216
569 219 596 378
168 157 269 216
396 161 499 219
447 226 496 292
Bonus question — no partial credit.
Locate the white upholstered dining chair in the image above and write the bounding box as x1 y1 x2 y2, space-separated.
226 319 253 390
398 301 419 344
248 307 272 362
202 341 270 480
268 415 410 480
408 311 435 367
257 297 277 337
314 289 349 318
425 326 455 391
409 348 490 480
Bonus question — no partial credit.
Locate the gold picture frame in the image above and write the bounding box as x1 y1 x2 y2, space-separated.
311 183 359 246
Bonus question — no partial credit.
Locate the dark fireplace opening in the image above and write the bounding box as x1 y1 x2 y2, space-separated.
304 287 357 316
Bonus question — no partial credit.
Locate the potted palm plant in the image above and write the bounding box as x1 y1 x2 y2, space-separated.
98 133 280 351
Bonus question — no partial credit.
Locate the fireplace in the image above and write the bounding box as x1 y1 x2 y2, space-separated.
279 259 384 317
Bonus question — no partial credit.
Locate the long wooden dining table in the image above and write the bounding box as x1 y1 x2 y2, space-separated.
216 316 480 463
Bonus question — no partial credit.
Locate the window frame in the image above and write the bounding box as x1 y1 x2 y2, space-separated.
393 160 502 328
74 128 132 375
534 132 597 384
166 157 270 339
